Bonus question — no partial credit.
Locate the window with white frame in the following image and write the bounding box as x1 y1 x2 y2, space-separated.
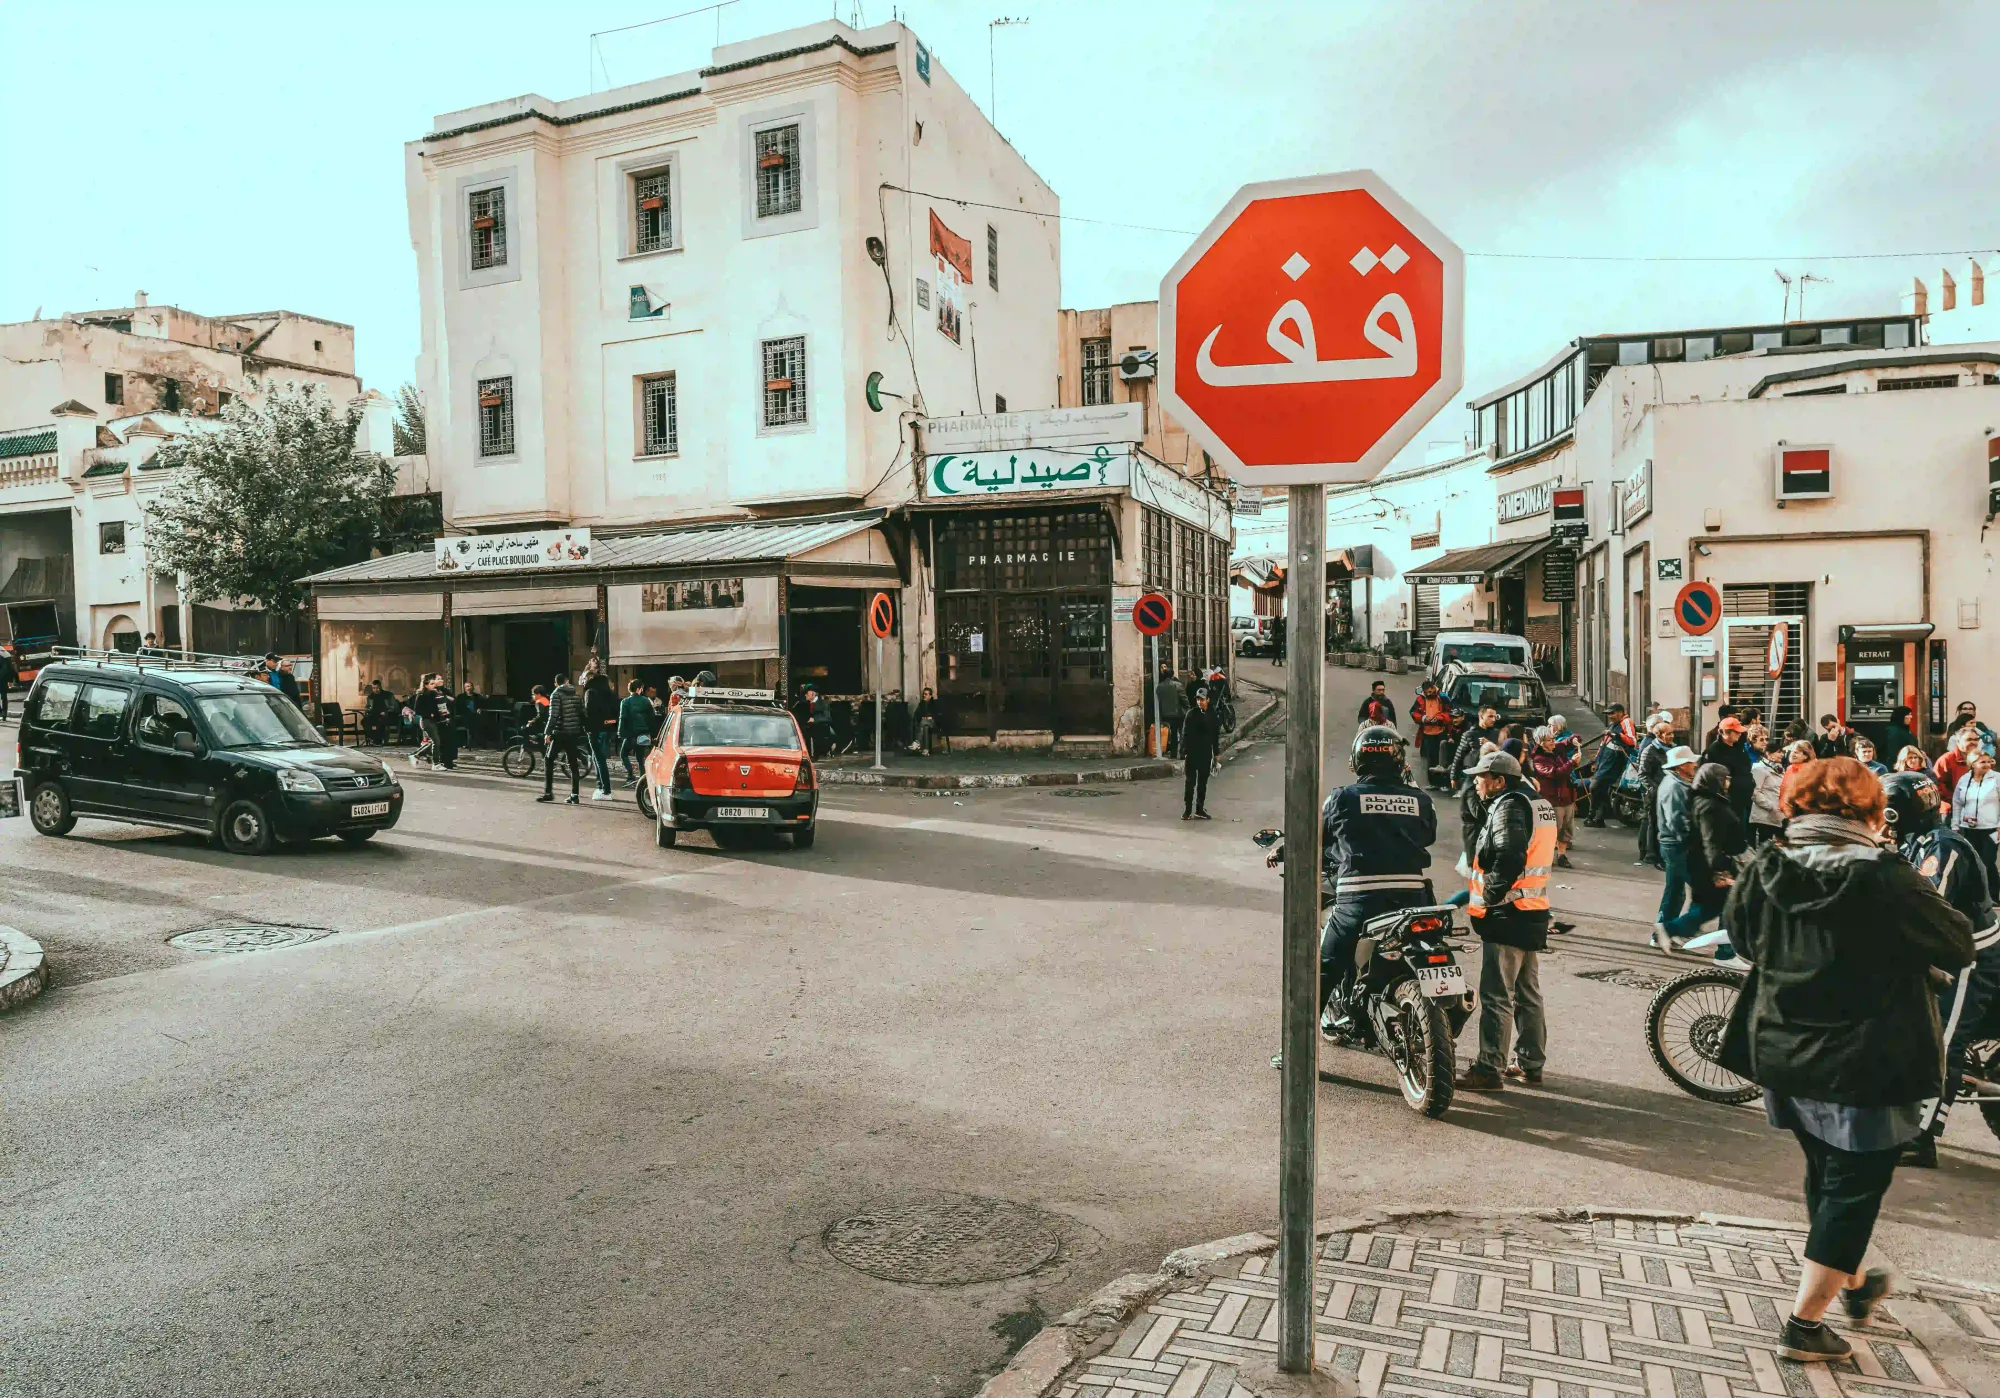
469 186 507 270
761 337 807 428
633 167 673 254
477 376 515 457
987 223 999 291
639 373 678 456
754 124 801 219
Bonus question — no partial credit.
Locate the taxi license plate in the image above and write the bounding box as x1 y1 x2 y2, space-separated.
1415 963 1467 998
713 806 766 819
351 800 391 819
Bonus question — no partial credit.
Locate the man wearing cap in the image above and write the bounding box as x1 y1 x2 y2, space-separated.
1702 714 1756 830
1582 702 1634 828
1180 687 1221 820
1651 744 1702 951
1457 749 1558 1091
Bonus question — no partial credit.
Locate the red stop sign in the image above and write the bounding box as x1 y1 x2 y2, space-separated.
1159 170 1463 485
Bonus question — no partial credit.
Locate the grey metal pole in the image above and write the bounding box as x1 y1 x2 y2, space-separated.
1278 482 1326 1374
872 632 886 771
1149 632 1159 756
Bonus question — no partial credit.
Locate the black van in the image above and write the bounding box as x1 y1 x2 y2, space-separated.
12 657 402 853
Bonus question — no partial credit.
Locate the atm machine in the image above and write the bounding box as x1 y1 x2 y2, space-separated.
1837 623 1935 752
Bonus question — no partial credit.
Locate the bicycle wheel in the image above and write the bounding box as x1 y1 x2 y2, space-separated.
1646 968 1757 1104
501 743 538 779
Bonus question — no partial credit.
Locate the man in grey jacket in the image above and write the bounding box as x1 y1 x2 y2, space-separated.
1155 664 1187 759
537 673 590 805
1651 745 1700 950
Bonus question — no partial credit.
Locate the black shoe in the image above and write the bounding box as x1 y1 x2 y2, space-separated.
1556 853 1572 868
1899 1134 1938 1169
536 794 555 803
1840 1268 1893 1322
1195 810 1212 820
565 795 580 805
1778 1316 1852 1363
1181 811 1192 821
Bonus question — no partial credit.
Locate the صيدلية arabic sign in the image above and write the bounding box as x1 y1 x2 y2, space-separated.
924 444 1133 498
434 528 593 575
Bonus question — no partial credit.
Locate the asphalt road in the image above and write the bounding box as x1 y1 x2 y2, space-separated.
4 668 1996 1398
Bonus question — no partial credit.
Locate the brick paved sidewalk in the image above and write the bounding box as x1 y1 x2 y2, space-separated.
1010 1211 2000 1398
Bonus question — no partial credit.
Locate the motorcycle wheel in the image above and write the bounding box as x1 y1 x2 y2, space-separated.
501 744 538 779
1387 980 1456 1119
1646 968 1758 1104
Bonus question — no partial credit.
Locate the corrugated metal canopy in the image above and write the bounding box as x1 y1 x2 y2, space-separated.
1403 537 1552 585
301 509 887 586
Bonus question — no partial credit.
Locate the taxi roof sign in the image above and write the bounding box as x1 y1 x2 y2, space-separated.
685 685 777 703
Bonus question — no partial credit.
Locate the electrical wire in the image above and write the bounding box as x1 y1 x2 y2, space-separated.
876 183 1996 264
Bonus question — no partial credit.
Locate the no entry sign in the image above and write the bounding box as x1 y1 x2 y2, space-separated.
1158 169 1464 485
1674 581 1722 637
868 591 895 639
1132 592 1174 636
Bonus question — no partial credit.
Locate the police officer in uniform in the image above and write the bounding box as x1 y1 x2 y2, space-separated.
1884 771 2000 1167
1458 749 1558 1090
1319 725 1438 1038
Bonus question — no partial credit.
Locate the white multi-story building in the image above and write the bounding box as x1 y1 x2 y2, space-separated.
315 19 1204 745
0 299 377 665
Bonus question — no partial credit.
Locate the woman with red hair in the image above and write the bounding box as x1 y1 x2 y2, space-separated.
1720 757 1974 1362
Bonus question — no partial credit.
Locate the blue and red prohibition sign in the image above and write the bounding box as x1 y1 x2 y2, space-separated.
1674 581 1722 636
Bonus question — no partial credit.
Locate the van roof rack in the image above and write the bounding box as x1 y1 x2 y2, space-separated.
47 644 264 673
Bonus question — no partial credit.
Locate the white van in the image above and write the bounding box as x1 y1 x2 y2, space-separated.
1427 631 1533 680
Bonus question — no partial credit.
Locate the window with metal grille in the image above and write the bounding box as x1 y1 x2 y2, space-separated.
469 186 507 269
477 376 515 457
761 337 806 428
1877 374 1959 392
987 223 999 291
1088 338 1120 404
633 168 672 253
754 125 801 218
104 372 123 405
639 374 677 456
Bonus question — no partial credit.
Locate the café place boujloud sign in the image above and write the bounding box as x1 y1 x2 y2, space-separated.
925 443 1133 498
434 528 594 575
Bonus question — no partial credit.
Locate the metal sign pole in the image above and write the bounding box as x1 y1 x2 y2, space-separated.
873 631 886 771
1278 481 1326 1374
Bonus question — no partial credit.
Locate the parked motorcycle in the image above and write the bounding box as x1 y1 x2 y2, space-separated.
1255 829 1475 1118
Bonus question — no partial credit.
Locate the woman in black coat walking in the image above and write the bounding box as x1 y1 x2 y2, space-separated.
1719 757 1974 1363
1663 762 1747 943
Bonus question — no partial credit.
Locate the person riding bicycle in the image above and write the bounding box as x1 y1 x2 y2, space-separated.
1411 679 1454 791
1319 725 1437 1039
1884 769 2000 1168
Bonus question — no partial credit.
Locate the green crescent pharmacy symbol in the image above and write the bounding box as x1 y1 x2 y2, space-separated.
932 454 961 494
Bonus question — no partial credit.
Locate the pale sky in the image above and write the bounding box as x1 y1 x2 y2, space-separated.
4 0 1995 455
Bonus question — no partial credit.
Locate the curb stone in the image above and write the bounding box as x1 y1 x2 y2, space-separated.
0 925 49 1011
976 1204 1966 1398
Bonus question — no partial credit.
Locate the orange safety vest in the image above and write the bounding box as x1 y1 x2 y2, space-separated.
1414 695 1452 736
1468 793 1559 917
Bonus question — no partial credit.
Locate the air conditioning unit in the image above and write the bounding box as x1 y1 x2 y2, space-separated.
1118 350 1157 381
1773 441 1833 501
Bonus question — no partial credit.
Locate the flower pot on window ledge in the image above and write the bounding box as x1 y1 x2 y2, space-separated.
757 152 787 169
639 196 664 211
765 378 792 392
472 216 497 230
479 394 503 408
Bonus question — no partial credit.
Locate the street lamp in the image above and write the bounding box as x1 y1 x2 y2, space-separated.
989 16 1028 130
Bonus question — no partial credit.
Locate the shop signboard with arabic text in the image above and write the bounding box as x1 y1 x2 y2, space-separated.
924 445 1132 499
435 529 593 575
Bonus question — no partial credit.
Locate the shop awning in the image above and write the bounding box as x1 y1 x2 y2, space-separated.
301 509 890 588
1404 537 1555 586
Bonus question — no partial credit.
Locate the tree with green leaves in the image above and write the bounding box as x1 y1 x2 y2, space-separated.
392 382 427 456
144 383 395 622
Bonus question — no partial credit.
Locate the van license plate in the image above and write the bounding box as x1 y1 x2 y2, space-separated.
351 800 391 818
713 806 766 819
1415 963 1467 998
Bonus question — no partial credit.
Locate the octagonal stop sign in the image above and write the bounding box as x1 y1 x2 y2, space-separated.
1159 170 1463 485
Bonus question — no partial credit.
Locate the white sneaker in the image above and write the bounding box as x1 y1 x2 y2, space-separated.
590 791 615 801
1716 953 1752 971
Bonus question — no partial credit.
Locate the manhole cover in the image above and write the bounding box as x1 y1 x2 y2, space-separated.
168 921 333 954
1050 788 1117 798
1576 966 1671 992
823 1193 1064 1284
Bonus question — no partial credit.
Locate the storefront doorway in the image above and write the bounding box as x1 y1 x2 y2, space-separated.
934 507 1113 738
787 585 864 696
504 618 571 700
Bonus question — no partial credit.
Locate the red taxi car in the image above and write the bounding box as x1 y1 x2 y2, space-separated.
640 687 818 849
